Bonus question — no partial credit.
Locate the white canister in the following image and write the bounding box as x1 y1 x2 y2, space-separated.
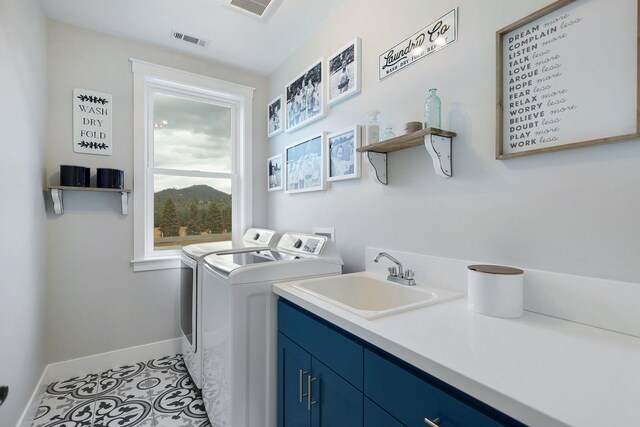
467 265 524 318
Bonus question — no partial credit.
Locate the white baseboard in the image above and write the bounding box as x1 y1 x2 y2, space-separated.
16 369 48 427
16 337 181 427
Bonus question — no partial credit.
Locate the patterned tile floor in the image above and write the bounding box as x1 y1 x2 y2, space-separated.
32 354 211 427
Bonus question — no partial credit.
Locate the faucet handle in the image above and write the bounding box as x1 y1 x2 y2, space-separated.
405 269 414 280
388 266 398 277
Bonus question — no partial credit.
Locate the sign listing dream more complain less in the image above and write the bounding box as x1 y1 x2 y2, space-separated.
499 0 638 158
379 9 458 80
73 88 113 156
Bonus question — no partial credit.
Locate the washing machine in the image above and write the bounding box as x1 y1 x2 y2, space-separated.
200 232 343 427
180 228 280 389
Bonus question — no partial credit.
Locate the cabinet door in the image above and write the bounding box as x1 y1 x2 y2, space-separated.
310 358 363 427
278 333 311 427
364 398 405 427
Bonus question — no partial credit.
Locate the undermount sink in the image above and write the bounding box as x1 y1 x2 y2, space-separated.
293 272 461 319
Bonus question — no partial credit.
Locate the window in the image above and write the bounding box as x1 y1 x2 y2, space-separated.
131 60 254 271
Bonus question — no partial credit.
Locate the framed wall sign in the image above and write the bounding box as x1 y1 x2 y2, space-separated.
267 95 283 137
327 126 361 182
285 59 325 133
379 9 457 80
267 153 283 191
327 38 361 106
73 88 113 155
496 0 640 159
284 132 326 194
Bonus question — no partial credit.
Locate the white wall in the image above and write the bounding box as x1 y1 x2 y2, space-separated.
267 0 640 284
45 20 269 363
0 0 47 424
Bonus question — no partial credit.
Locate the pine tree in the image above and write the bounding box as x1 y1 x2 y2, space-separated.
186 201 202 235
222 205 232 233
205 203 223 234
160 198 180 237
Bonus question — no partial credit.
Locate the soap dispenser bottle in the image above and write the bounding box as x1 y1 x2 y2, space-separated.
364 110 380 145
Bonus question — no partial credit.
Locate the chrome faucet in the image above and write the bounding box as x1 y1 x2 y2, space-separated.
374 252 415 286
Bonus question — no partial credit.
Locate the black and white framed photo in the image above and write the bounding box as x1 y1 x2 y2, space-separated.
267 154 283 191
327 126 361 182
327 38 361 106
284 132 326 194
285 59 325 133
267 95 283 137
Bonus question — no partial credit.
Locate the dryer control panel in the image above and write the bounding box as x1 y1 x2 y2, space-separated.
278 233 327 256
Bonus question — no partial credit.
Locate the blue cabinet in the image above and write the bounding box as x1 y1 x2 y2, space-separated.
278 333 312 427
364 398 404 427
278 300 363 427
277 299 523 427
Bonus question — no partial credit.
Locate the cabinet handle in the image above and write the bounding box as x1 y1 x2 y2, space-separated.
307 375 317 411
299 369 308 402
423 417 441 426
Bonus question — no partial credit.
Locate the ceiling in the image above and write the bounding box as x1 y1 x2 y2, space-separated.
39 0 344 75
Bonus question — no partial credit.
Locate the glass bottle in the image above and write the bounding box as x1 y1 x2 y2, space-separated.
381 126 396 140
424 88 441 129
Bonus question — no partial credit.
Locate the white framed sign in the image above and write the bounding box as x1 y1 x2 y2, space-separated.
379 9 457 80
497 0 639 158
73 88 113 155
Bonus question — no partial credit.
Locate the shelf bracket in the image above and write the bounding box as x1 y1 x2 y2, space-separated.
51 188 63 215
121 192 129 215
424 134 453 178
364 152 388 185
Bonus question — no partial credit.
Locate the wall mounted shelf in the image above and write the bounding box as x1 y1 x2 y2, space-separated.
48 186 131 215
357 128 457 184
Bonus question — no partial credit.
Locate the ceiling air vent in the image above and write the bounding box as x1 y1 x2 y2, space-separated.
225 0 274 18
171 30 210 48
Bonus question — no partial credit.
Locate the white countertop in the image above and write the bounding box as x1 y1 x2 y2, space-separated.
273 279 640 426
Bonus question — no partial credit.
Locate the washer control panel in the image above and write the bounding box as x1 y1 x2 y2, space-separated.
243 228 278 246
278 233 326 256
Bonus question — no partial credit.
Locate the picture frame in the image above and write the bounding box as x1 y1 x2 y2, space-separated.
496 0 640 159
327 38 361 106
267 153 283 191
267 95 283 137
284 132 326 194
285 58 325 133
327 126 361 182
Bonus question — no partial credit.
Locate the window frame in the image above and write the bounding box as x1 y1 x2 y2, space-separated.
131 59 254 271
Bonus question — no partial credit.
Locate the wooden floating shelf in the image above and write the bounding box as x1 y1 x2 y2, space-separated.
47 186 131 215
357 128 457 154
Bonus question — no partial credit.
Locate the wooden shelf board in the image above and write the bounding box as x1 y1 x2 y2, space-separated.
48 185 131 193
357 128 456 154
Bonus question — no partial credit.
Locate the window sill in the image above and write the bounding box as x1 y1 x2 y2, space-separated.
131 256 181 272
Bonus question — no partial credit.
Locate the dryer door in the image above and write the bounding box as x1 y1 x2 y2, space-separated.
180 255 198 352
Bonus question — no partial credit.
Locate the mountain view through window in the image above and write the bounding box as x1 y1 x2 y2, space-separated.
152 92 233 250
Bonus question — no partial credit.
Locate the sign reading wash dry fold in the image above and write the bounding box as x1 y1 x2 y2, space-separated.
379 9 458 80
73 88 113 156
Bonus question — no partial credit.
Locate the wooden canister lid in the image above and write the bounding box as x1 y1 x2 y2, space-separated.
467 265 523 275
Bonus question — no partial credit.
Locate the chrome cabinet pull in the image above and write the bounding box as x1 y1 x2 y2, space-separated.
307 375 317 411
423 417 441 426
299 369 308 402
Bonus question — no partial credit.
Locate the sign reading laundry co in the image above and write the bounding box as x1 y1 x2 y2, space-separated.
73 88 113 156
379 9 458 80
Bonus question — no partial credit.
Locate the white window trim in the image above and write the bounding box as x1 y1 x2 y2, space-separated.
130 59 254 271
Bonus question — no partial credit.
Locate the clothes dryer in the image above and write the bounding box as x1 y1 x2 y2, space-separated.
180 228 280 389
